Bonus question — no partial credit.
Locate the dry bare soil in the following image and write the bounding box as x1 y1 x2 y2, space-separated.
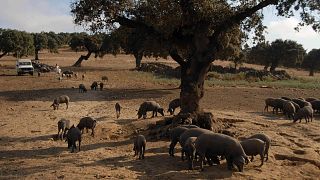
0 50 319 179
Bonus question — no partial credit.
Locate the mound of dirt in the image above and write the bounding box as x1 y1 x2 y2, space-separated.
209 64 291 80
245 69 291 81
32 61 55 73
138 62 180 78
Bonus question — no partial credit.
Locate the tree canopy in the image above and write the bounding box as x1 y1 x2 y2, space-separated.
302 49 320 76
110 26 170 68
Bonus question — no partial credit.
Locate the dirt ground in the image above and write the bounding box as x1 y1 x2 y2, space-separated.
0 51 319 179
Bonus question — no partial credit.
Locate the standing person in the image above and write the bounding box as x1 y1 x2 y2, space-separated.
56 64 61 74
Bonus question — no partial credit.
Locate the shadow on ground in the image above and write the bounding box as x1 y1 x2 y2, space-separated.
0 87 175 102
0 138 132 159
85 153 233 179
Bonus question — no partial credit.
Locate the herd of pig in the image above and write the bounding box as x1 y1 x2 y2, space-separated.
264 96 319 122
50 93 273 172
166 126 270 171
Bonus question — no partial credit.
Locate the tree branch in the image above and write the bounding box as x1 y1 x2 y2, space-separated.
115 16 163 38
215 0 279 38
231 1 277 31
206 0 279 59
169 48 186 66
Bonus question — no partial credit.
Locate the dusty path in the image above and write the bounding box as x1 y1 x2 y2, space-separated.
0 52 319 179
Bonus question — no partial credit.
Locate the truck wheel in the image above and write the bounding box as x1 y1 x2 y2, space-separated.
30 72 34 76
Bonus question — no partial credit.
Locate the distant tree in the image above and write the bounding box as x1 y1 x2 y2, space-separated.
71 0 320 117
69 32 87 52
0 29 34 58
302 49 320 76
216 26 244 71
45 31 72 53
247 39 305 71
57 32 71 46
112 26 169 69
33 32 48 60
47 36 59 53
269 39 305 71
19 32 34 57
247 42 271 70
72 34 103 67
0 29 19 58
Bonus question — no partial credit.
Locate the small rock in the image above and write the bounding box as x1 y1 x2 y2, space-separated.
57 175 65 179
94 174 106 179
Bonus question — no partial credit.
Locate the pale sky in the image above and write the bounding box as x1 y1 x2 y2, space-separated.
0 0 319 51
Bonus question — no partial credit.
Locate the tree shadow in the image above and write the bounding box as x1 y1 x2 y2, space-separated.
81 139 132 152
279 122 296 126
85 153 233 179
95 115 114 122
248 111 284 120
0 87 174 102
145 146 168 154
0 74 18 76
61 66 123 73
0 134 57 145
115 118 135 126
0 163 57 178
0 138 132 160
0 146 66 159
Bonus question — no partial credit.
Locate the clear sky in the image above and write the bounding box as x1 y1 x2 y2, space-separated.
0 0 319 51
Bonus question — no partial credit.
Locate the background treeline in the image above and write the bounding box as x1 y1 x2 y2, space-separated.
0 28 319 76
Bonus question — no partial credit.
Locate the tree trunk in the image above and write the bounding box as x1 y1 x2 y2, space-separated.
35 49 39 60
233 62 238 73
72 51 92 67
0 52 8 59
180 62 210 114
309 69 314 76
134 53 142 69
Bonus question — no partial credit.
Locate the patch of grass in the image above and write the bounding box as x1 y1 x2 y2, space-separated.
206 79 251 87
134 69 320 89
152 75 180 86
207 72 246 81
131 71 180 86
257 79 320 89
207 76 320 89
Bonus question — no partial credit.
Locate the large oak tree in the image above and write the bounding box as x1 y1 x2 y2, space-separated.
302 49 320 76
70 0 320 116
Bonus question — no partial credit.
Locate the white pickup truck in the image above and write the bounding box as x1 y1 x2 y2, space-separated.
16 59 34 76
